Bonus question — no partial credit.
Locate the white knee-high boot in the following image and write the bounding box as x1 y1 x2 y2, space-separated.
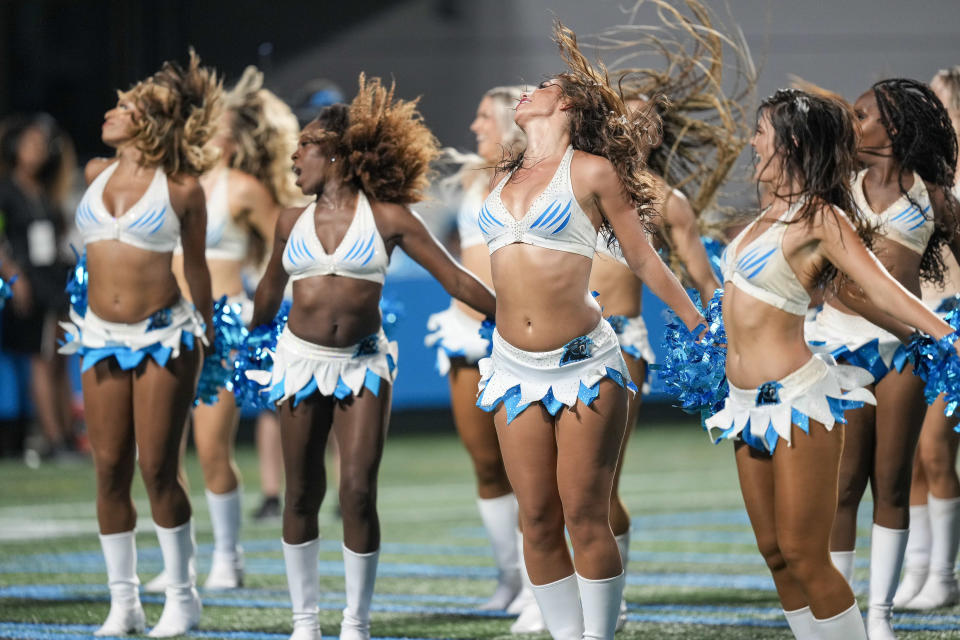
510 530 546 633
204 488 244 589
906 495 960 609
867 524 908 640
893 504 930 608
95 530 146 637
477 494 522 610
578 572 625 640
830 550 856 588
148 520 202 638
614 531 630 631
783 606 817 639
814 602 866 639
341 545 379 640
530 573 584 640
282 538 321 640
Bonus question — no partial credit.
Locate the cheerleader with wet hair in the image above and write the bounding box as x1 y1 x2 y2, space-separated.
425 85 529 613
895 66 960 612
60 52 221 637
803 77 960 639
249 75 496 640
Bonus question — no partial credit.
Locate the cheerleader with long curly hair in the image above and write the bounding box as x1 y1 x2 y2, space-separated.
472 21 706 639
704 85 960 639
896 66 960 612
59 52 221 637
802 77 960 639
250 75 495 640
544 5 753 631
144 67 303 592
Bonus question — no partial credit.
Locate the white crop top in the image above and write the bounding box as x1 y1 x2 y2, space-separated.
75 162 180 252
722 199 811 316
479 145 597 258
457 177 487 250
853 169 933 256
282 190 388 284
204 169 250 261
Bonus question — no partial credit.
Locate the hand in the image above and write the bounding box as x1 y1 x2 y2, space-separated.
10 275 32 316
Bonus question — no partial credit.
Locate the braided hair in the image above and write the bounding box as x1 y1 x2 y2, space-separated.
871 78 959 286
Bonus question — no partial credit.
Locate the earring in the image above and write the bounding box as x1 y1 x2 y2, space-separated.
330 157 337 163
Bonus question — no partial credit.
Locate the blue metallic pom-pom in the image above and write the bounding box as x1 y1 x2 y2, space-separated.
900 329 960 422
231 301 291 411
651 288 728 422
195 296 248 406
0 269 14 310
65 246 88 316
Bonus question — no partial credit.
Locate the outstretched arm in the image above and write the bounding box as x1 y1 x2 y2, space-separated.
663 190 721 302
816 205 953 339
386 203 496 317
585 157 703 330
250 207 298 328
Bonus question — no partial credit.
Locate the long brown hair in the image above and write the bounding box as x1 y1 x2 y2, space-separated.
499 21 663 239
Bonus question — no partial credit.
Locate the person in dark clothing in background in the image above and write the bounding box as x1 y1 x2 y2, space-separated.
0 113 77 458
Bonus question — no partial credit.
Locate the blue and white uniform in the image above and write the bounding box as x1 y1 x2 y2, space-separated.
706 199 875 452
474 145 636 423
806 170 935 380
424 178 491 374
59 162 207 371
247 191 398 406
173 168 255 323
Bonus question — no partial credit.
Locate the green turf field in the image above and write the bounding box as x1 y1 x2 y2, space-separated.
1 421 957 639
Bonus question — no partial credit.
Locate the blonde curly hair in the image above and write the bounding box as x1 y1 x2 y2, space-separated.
303 73 440 204
121 50 222 176
224 66 302 206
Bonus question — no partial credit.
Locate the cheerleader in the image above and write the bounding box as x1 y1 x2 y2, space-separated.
474 22 706 640
706 87 957 640
804 78 960 639
248 75 496 640
425 86 529 613
59 52 221 637
149 67 302 591
578 6 755 628
894 66 960 611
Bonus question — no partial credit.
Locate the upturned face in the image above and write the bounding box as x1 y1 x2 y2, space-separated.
750 110 782 185
853 90 891 166
101 94 139 148
291 121 331 195
513 78 566 128
470 96 506 162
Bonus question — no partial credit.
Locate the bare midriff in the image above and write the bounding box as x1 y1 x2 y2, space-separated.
588 253 641 318
490 243 599 352
173 255 246 301
829 238 922 315
286 276 384 348
86 241 181 322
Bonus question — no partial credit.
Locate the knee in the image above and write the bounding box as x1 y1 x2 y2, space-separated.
285 481 323 521
520 503 565 550
137 455 179 496
778 539 827 583
338 477 376 521
919 448 955 485
755 535 788 574
472 454 510 493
